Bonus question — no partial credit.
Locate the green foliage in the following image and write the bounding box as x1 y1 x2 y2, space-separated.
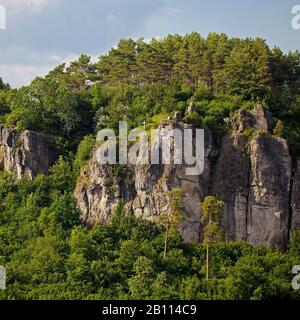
0 90 10 123
128 257 155 299
289 230 300 256
2 32 300 155
215 38 272 100
4 77 93 153
243 128 258 141
184 112 202 127
200 196 225 280
0 78 9 91
1 33 300 300
161 189 185 258
273 120 284 138
74 135 96 174
0 164 299 300
6 78 79 133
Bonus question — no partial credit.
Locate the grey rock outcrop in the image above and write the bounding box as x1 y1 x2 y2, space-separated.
75 105 299 249
75 120 213 243
212 134 250 242
230 104 273 133
74 164 135 226
0 126 56 180
213 105 291 249
247 135 291 248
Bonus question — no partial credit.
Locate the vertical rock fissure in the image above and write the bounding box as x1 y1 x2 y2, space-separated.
245 154 251 242
287 160 296 243
74 106 293 249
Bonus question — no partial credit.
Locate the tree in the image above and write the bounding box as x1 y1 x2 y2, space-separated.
289 229 300 256
136 38 173 84
173 33 206 89
128 256 155 299
46 64 66 84
38 193 81 234
214 38 272 100
97 39 138 85
74 135 96 174
7 77 79 137
160 188 185 259
200 196 224 280
65 55 97 91
0 78 10 91
273 120 284 137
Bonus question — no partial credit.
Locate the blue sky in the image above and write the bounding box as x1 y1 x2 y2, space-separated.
0 0 299 87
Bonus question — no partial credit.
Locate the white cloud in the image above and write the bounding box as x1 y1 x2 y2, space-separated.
1 0 60 12
0 63 54 87
0 52 99 88
136 7 183 37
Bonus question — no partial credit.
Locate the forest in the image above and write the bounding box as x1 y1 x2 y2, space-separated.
0 32 300 300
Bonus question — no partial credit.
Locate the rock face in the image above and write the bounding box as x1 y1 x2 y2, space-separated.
0 126 56 180
230 105 273 133
212 134 250 242
247 135 291 248
1 106 298 248
74 105 299 249
291 161 300 231
213 106 291 249
75 121 213 243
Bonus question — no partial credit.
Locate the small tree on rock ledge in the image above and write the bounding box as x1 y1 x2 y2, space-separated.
200 196 224 280
160 188 185 259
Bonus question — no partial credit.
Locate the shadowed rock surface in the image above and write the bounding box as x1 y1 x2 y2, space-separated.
214 106 291 249
75 121 213 243
0 126 56 180
75 105 298 249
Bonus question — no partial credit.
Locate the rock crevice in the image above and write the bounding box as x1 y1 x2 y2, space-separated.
0 126 56 180
74 106 300 248
213 106 292 249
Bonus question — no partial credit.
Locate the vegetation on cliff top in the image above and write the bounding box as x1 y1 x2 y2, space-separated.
1 32 300 155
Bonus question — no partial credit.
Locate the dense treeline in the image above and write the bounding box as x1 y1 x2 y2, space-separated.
1 33 300 154
0 165 299 300
1 33 300 300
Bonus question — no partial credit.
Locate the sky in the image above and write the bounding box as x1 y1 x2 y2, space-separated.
0 0 299 88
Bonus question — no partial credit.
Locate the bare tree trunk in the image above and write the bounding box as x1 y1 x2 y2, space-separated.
206 243 209 280
164 226 169 259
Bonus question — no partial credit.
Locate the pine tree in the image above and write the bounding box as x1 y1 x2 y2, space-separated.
200 196 224 280
65 54 97 91
160 188 185 258
98 39 138 84
214 38 272 100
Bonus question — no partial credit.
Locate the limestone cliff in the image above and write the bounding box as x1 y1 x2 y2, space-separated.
0 126 56 180
74 105 299 249
1 107 298 248
213 106 292 249
75 121 214 243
